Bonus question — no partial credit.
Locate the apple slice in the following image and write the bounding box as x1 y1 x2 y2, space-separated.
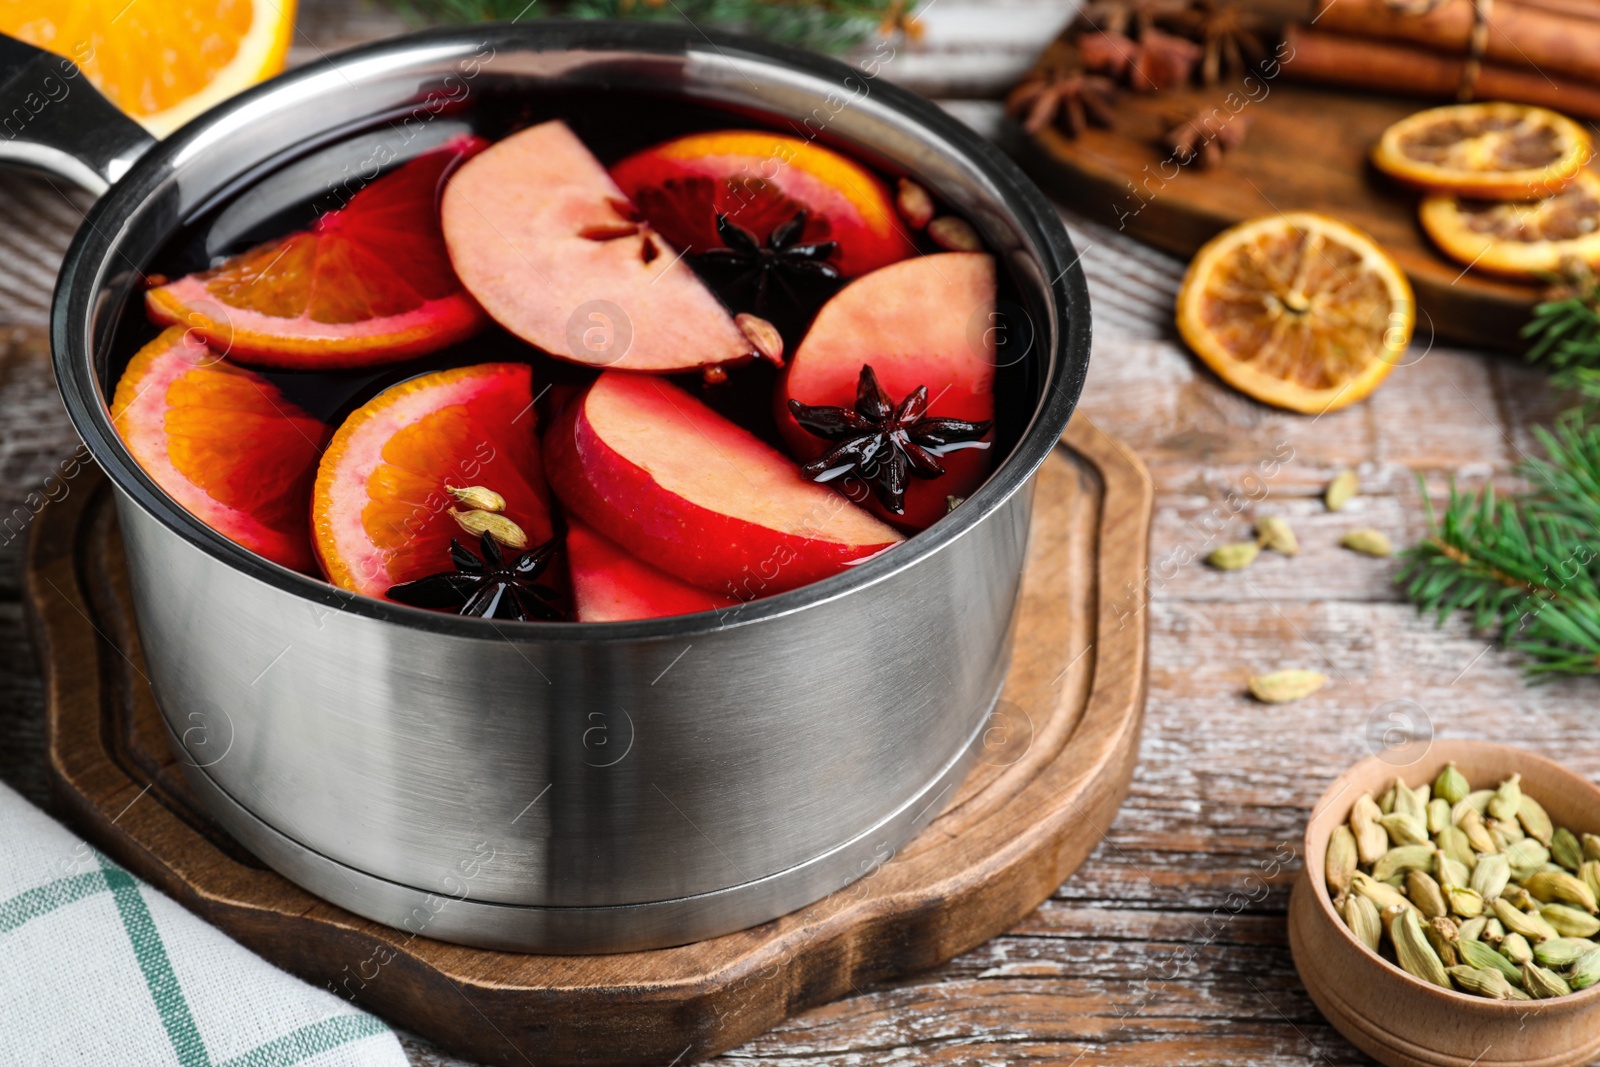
778 252 998 531
545 372 903 599
567 519 739 622
440 120 749 373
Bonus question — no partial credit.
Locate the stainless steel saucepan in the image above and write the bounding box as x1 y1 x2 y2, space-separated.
0 20 1089 953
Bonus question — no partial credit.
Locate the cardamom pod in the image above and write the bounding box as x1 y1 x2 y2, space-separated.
1437 853 1470 891
1540 903 1600 938
1524 869 1599 912
1483 917 1506 944
1379 784 1396 815
445 485 506 513
1255 515 1299 555
1393 908 1451 987
1351 794 1389 866
1458 808 1496 854
1339 892 1383 952
1471 853 1511 902
1581 860 1600 903
1569 949 1600 991
1452 790 1494 825
1425 916 1460 967
735 312 784 365
1505 838 1551 880
1516 794 1554 846
1392 779 1427 820
1372 844 1436 883
1325 825 1358 896
1500 932 1534 965
926 215 983 252
1492 898 1560 942
1434 825 1477 870
1457 916 1488 942
1489 774 1523 822
895 178 935 230
1324 470 1358 512
1209 547 1260 572
1247 668 1325 703
1490 815 1525 845
1433 762 1471 807
448 507 528 549
1446 886 1486 919
1523 961 1573 999
1380 812 1430 847
1584 833 1600 863
1352 871 1414 915
1552 827 1584 872
1448 964 1520 1000
1426 797 1451 836
1407 869 1449 919
1533 937 1596 969
1459 938 1523 985
1340 527 1393 557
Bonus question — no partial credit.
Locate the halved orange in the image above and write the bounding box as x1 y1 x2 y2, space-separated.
111 326 328 572
312 363 554 601
1372 103 1592 200
147 136 488 369
1176 213 1414 415
2 0 295 137
1420 169 1600 280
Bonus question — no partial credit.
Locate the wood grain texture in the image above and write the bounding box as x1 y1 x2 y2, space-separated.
25 421 1149 1067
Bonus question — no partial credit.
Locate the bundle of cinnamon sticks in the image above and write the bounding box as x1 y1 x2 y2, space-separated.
1282 0 1600 119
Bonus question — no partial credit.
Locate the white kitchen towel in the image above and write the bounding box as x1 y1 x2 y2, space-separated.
0 780 407 1067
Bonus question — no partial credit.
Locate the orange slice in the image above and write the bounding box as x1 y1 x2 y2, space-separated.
147 137 488 369
1372 103 1591 200
1420 169 1600 280
111 326 328 572
312 363 554 601
1176 213 1414 415
2 0 295 137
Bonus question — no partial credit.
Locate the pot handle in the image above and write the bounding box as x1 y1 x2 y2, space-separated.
0 34 156 196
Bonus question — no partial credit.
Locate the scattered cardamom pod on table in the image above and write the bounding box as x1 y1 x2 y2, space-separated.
1247 669 1326 703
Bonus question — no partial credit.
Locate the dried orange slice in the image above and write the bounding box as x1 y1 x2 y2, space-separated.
1176 213 1414 415
1420 169 1600 280
112 326 328 573
2 0 295 137
1372 103 1591 200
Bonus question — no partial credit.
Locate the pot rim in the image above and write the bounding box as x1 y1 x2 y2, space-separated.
51 19 1090 643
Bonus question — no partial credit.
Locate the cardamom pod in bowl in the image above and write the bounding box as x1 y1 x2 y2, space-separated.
1291 741 1600 1067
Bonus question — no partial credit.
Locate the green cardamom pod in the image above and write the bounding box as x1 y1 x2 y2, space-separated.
1568 949 1600 991
1471 853 1511 902
1502 884 1535 911
1325 825 1358 896
1434 825 1477 870
1482 917 1506 944
1491 816 1525 845
1380 812 1430 847
1552 827 1584 872
1392 779 1427 820
1206 541 1259 570
1352 871 1414 915
1372 844 1436 883
1515 795 1554 846
1488 774 1523 822
1499 932 1534 965
1580 860 1600 904
1425 916 1460 968
1523 961 1573 999
1540 903 1600 938
1533 937 1596 969
1351 794 1389 866
1379 784 1397 815
1339 892 1383 952
1492 898 1560 942
1453 790 1494 824
1246 668 1325 703
1458 938 1523 985
1407 869 1449 919
444 485 506 513
1324 470 1358 512
1448 964 1520 1000
1505 838 1551 880
1437 853 1470 891
1433 762 1471 807
1525 869 1599 913
1584 833 1600 863
1426 798 1451 836
1255 515 1299 555
1340 527 1393 557
1457 916 1488 942
1458 808 1496 854
1447 886 1486 919
1394 908 1451 987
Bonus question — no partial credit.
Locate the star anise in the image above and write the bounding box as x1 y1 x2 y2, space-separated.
1078 27 1202 92
787 365 993 516
1006 66 1120 137
1163 108 1251 169
1160 0 1268 87
692 210 841 318
1074 0 1188 38
387 532 564 622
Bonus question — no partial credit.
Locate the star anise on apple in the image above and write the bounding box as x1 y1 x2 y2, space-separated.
1160 0 1269 86
387 533 565 621
1163 108 1251 169
787 364 992 516
1078 27 1202 92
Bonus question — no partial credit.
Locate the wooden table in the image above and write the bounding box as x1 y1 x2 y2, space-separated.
2 4 1596 1064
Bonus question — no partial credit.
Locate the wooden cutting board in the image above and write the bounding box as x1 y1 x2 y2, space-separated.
25 416 1152 1067
1014 77 1544 351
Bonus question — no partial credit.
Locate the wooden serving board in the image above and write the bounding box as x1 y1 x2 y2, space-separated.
1015 78 1544 351
24 417 1151 1067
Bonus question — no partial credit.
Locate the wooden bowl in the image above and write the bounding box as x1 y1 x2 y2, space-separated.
1290 741 1600 1067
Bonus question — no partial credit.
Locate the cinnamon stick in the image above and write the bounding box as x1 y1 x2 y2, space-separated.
1311 0 1600 86
1280 25 1600 120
